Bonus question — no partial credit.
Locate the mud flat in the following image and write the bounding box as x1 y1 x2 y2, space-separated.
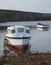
0 52 51 65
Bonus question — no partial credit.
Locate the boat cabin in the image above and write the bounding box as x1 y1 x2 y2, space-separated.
36 23 49 31
6 26 31 37
4 26 31 53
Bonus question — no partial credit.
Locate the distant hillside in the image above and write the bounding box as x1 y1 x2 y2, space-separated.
0 9 51 22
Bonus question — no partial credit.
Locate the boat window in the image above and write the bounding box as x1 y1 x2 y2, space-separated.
11 30 15 33
7 29 11 34
18 28 24 32
7 29 15 34
37 23 42 25
26 30 30 33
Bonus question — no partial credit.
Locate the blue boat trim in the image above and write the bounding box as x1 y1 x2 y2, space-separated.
6 36 31 39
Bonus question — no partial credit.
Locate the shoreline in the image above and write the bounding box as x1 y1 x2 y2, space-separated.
0 52 51 65
0 26 36 30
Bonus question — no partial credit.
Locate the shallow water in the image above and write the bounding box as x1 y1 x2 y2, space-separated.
0 21 51 55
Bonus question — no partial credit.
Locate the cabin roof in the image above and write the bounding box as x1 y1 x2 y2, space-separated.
7 25 30 30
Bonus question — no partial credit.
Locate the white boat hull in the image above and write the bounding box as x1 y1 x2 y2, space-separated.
8 38 30 45
3 37 31 52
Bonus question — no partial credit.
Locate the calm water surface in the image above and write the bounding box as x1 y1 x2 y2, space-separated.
0 21 51 55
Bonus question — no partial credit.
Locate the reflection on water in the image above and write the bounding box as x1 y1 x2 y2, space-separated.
0 21 51 55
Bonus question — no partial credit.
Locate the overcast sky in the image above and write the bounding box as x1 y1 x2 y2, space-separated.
0 0 51 13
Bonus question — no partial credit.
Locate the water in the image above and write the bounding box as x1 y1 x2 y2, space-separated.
0 21 51 26
0 21 51 55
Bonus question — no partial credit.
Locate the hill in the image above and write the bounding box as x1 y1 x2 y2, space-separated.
0 9 51 22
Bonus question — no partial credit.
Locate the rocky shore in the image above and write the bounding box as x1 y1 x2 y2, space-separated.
0 52 51 65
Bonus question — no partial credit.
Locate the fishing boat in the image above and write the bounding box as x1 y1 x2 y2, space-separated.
3 26 31 53
36 23 49 31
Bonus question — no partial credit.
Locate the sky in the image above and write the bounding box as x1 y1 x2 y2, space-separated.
0 0 51 13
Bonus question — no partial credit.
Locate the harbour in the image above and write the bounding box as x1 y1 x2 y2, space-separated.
0 21 51 30
0 21 51 55
0 0 51 64
0 21 51 65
